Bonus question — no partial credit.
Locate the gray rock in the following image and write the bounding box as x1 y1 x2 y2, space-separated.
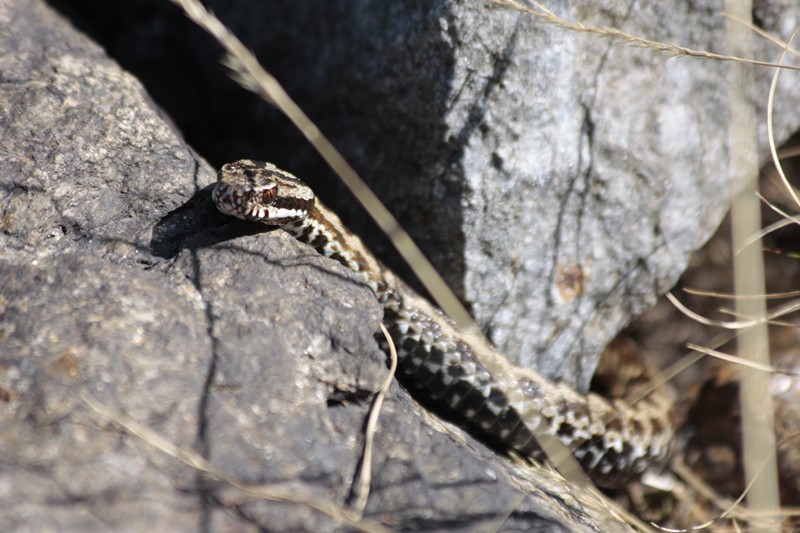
0 0 666 531
219 0 800 389
57 0 800 390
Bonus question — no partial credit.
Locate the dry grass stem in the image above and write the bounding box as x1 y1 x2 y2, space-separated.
760 217 800 260
627 351 703 410
667 292 800 332
732 193 800 254
347 323 398 516
757 191 798 221
767 27 800 211
685 343 780 375
723 13 800 59
667 292 762 329
684 286 800 300
81 393 393 533
669 461 752 528
763 298 800 323
490 0 800 72
488 472 657 533
592 491 660 533
776 145 800 160
727 0 781 522
657 450 792 532
716 308 796 328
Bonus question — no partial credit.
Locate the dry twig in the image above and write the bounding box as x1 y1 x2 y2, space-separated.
347 323 398 516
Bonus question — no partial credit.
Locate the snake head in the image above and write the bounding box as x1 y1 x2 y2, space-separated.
213 159 315 226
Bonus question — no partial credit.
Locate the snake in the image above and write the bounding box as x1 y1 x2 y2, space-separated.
212 159 675 488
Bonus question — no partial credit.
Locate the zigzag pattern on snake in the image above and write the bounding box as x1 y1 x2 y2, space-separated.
212 159 675 488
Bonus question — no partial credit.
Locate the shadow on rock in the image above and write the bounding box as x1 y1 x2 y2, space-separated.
150 183 274 258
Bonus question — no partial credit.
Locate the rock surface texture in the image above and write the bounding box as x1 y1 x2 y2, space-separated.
47 0 800 388
2 0 800 531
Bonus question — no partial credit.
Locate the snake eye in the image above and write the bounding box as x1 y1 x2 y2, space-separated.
260 187 277 204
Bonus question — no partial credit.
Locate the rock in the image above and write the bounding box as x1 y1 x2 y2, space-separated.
253 0 800 388
50 0 800 389
0 0 656 530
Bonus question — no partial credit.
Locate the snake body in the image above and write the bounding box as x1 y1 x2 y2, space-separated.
213 160 674 488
